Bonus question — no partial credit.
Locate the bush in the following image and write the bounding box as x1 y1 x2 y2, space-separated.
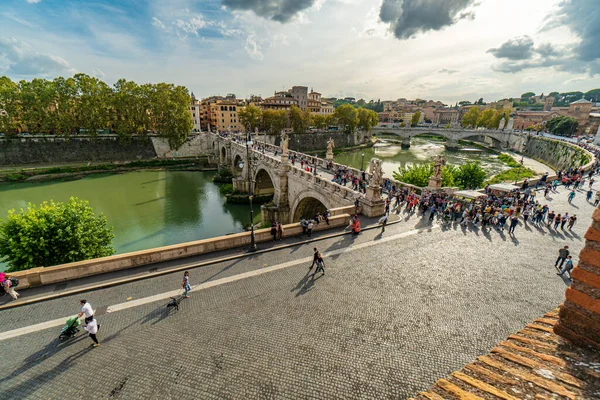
392 163 454 187
218 184 234 196
497 154 520 168
453 162 487 189
0 197 114 272
486 167 534 185
4 173 28 182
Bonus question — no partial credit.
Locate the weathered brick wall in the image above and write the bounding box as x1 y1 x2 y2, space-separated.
554 205 600 349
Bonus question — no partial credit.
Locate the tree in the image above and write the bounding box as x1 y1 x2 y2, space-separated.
332 104 359 133
546 116 578 136
584 88 600 103
357 108 378 133
238 104 262 132
262 109 288 135
0 197 114 272
548 92 559 98
288 106 310 134
410 111 422 127
392 163 454 187
476 98 485 105
461 107 480 128
0 76 21 135
311 114 328 130
491 109 511 129
458 101 472 106
476 109 497 129
521 92 536 99
453 162 487 189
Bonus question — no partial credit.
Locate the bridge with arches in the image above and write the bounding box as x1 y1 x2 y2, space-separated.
210 133 381 224
371 127 524 150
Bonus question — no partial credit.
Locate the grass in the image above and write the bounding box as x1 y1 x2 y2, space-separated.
486 167 535 185
497 154 521 168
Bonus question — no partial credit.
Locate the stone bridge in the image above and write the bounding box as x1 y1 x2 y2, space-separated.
371 127 524 150
209 134 384 224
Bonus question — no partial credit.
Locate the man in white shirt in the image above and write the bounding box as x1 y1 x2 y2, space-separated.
77 299 94 323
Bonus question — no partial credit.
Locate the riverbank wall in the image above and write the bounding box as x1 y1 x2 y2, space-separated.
7 212 352 290
522 136 592 171
258 131 361 153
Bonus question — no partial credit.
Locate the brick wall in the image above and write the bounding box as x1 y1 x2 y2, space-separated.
554 205 600 349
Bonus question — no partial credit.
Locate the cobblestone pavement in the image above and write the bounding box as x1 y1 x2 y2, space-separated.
0 187 596 400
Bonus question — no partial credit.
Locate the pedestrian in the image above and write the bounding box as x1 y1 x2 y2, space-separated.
300 218 308 235
553 213 562 230
182 271 191 298
351 214 361 234
270 222 277 241
309 247 325 276
595 192 600 207
77 299 94 324
277 222 284 241
323 210 330 225
84 317 101 347
567 215 577 230
557 256 574 279
555 245 569 269
568 190 575 203
508 216 518 234
307 220 314 238
587 189 593 202
379 214 388 232
2 276 19 301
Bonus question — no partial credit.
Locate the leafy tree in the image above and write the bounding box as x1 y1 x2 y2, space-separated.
0 197 114 272
546 116 578 136
357 108 378 133
238 104 262 132
410 111 422 127
453 162 487 189
461 107 480 128
288 105 310 134
262 109 288 135
458 101 472 106
492 109 511 129
476 109 497 129
521 92 536 99
392 163 454 187
311 114 328 130
584 88 600 103
332 104 359 133
476 98 485 105
548 91 559 98
148 82 193 147
0 76 21 135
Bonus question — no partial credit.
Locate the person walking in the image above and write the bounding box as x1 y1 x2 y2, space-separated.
555 245 569 269
84 317 100 347
553 213 562 230
508 216 518 234
379 214 388 232
277 222 284 241
309 247 325 275
182 271 191 299
77 299 94 324
270 222 277 241
307 220 314 238
2 276 19 301
557 256 574 279
568 190 576 203
567 215 577 230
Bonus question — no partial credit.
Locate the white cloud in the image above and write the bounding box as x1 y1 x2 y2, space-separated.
0 37 75 77
152 17 168 31
173 16 207 36
91 67 105 79
244 33 263 60
25 0 42 3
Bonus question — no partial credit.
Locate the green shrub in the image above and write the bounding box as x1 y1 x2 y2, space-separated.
486 167 534 185
218 184 234 196
497 154 521 168
0 197 114 272
4 173 28 182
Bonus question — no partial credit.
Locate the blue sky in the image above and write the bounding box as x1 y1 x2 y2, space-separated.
1 0 599 104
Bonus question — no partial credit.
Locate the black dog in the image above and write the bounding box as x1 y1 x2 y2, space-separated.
166 296 182 311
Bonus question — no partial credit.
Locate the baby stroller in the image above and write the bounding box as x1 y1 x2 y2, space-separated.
59 316 81 342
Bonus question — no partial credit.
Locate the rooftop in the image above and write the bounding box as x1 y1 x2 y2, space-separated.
571 98 592 105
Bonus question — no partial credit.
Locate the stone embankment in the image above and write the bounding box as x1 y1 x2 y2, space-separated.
9 209 353 290
523 137 592 171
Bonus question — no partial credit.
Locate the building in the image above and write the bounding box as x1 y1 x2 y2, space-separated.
567 98 592 128
319 100 334 115
189 92 201 132
543 96 555 111
433 109 460 126
513 111 559 130
308 90 322 113
289 86 308 111
199 94 243 133
261 92 299 110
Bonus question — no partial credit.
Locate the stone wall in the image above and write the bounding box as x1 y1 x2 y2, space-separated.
523 137 592 171
0 135 158 165
263 131 360 152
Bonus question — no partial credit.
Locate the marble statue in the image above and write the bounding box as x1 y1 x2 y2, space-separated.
432 155 446 179
368 158 383 187
281 132 289 154
327 138 335 153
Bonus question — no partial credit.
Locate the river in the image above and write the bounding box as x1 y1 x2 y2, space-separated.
334 137 511 178
0 171 260 271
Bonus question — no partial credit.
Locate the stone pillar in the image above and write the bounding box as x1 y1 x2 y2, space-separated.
445 138 459 151
263 155 291 224
427 177 442 190
232 177 248 193
505 118 514 132
401 136 411 149
326 149 334 161
554 206 600 349
359 186 385 217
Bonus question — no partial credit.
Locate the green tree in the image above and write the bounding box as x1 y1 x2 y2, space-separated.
548 91 559 98
458 101 472 106
288 105 310 134
332 104 359 133
476 108 497 128
357 107 378 133
521 92 535 99
311 114 328 130
72 73 112 135
111 79 151 136
0 76 21 135
491 109 511 129
546 116 578 136
262 109 288 135
0 197 114 272
461 107 480 128
584 88 600 103
410 111 422 127
453 162 487 189
392 163 454 187
238 104 262 132
147 82 193 147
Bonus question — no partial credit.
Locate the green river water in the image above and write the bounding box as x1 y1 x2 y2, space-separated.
0 171 259 271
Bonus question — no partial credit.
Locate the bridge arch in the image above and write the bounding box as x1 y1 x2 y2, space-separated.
220 146 227 164
254 168 276 196
290 190 331 222
461 134 504 148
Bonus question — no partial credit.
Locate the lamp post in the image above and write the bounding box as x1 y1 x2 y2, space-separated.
243 131 257 253
361 153 365 171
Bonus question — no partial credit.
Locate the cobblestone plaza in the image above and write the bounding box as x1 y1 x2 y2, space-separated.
0 191 595 399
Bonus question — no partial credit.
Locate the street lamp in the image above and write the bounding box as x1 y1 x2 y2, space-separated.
243 131 258 253
361 153 365 171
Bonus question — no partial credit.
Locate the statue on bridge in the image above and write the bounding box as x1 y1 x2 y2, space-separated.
368 158 384 187
432 155 446 180
281 132 289 154
326 138 335 160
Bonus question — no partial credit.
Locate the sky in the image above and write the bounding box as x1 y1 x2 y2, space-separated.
1 0 599 104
